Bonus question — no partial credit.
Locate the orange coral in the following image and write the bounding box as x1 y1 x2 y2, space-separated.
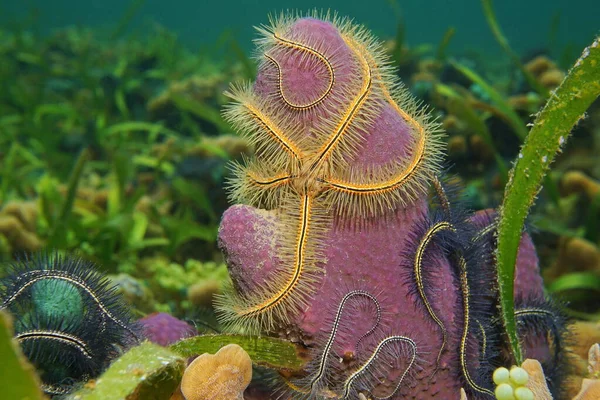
521 359 553 399
525 55 565 90
561 322 600 399
180 344 252 400
573 379 600 400
410 71 437 84
525 55 554 75
589 343 600 376
540 69 565 89
0 201 42 253
187 280 221 308
442 115 462 131
469 135 493 161
544 237 600 281
572 344 600 400
448 135 467 156
187 135 251 159
508 93 542 112
561 171 600 199
569 322 600 364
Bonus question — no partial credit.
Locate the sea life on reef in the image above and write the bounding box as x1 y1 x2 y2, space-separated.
523 55 565 91
520 359 553 399
0 201 43 255
560 171 600 202
0 252 138 396
216 12 567 399
179 343 252 400
1 5 597 400
570 343 600 400
492 366 534 400
139 312 198 346
515 344 600 400
216 10 444 333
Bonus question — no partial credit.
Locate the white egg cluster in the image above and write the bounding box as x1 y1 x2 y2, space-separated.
493 366 534 400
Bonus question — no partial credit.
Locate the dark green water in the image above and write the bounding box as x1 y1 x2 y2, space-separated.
2 0 599 57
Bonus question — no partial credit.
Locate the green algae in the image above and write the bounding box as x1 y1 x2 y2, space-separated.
48 148 90 248
69 342 184 400
436 27 455 62
171 334 306 372
0 311 45 400
0 10 598 397
434 82 509 182
480 0 549 97
548 272 600 295
450 60 529 141
496 36 600 364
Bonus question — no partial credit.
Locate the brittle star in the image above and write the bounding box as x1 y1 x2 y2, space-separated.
218 14 442 332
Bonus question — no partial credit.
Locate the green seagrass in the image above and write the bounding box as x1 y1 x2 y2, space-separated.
496 36 600 364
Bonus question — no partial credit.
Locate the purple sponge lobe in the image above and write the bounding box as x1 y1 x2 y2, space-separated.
139 312 197 346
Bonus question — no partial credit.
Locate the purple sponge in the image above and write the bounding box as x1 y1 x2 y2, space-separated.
217 14 559 399
138 312 197 346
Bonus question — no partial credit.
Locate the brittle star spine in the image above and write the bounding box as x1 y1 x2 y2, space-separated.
514 308 555 318
458 256 495 397
1 271 138 339
475 319 487 359
342 335 417 399
472 221 498 243
515 307 562 357
43 383 80 396
237 193 311 317
310 34 372 171
245 102 302 160
310 290 381 392
414 221 454 375
16 330 93 359
431 175 451 217
322 36 429 196
246 170 292 188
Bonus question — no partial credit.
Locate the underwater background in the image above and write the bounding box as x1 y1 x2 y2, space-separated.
2 0 599 56
1 0 600 399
